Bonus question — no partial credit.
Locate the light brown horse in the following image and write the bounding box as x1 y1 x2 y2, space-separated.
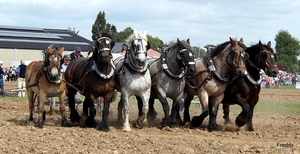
26 44 68 128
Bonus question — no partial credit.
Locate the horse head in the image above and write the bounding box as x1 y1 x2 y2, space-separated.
126 29 150 67
176 38 196 76
94 32 115 63
227 37 248 76
259 41 279 77
43 44 64 78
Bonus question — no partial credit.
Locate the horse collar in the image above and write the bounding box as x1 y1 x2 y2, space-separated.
205 56 230 82
161 49 185 79
91 59 115 79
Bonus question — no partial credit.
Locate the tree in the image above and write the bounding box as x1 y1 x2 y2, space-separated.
91 11 116 41
147 35 164 50
192 46 206 58
275 30 300 72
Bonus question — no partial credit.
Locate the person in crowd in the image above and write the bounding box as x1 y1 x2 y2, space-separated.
16 60 27 97
0 61 6 96
70 46 83 61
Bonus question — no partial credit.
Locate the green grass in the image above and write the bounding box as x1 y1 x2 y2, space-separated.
2 92 300 116
229 100 300 115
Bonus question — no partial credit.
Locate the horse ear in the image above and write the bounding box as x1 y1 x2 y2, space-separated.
111 41 115 48
267 41 271 47
229 37 237 47
259 40 263 47
133 29 138 38
239 37 244 43
47 45 52 54
187 38 190 44
59 47 64 55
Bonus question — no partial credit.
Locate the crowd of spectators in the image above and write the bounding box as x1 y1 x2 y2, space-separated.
263 70 300 88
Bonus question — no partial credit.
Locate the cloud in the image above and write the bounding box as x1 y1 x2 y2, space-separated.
0 0 299 48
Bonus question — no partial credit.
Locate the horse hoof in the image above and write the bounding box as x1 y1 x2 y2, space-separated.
34 123 43 128
191 116 204 127
61 121 70 127
85 117 96 128
98 125 110 132
162 126 172 131
147 111 157 121
27 120 34 126
235 116 246 127
207 124 219 132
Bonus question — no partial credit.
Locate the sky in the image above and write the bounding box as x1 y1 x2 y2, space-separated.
0 0 299 48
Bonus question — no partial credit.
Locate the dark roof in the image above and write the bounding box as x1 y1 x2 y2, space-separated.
112 42 124 53
0 25 93 51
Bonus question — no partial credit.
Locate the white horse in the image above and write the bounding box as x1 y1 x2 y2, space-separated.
113 29 151 132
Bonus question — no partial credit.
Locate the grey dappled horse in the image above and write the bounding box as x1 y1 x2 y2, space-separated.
113 30 152 132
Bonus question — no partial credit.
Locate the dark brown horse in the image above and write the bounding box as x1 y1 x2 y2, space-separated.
222 41 279 131
64 32 116 131
183 37 248 131
26 44 67 128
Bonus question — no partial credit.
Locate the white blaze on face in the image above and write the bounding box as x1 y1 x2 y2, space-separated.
135 39 147 63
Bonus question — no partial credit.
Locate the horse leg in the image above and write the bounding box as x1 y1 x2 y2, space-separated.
147 98 157 121
35 93 46 128
98 93 113 132
222 103 232 124
84 95 96 128
234 94 250 127
207 97 222 132
121 92 131 132
244 107 255 131
59 91 69 127
27 90 35 125
191 93 209 127
136 96 143 117
169 96 183 126
136 92 150 128
117 97 123 123
157 95 172 128
183 94 194 124
67 88 80 123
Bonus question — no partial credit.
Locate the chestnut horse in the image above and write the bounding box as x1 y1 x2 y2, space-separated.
183 37 248 131
64 32 116 131
222 41 279 131
26 44 67 128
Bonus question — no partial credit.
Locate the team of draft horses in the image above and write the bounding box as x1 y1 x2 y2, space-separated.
25 30 279 132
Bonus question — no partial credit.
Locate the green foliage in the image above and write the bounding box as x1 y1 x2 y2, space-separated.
91 11 116 41
192 46 206 58
113 27 133 42
147 35 164 50
275 30 300 72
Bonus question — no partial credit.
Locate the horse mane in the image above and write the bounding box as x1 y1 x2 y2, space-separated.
210 41 230 57
166 39 191 52
210 39 246 57
125 30 148 46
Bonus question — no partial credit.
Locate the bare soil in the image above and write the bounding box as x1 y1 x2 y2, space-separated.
0 82 299 153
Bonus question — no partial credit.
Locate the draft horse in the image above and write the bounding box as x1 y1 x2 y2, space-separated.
114 30 151 132
136 38 196 129
64 32 116 131
26 44 67 128
221 41 279 131
184 37 248 131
